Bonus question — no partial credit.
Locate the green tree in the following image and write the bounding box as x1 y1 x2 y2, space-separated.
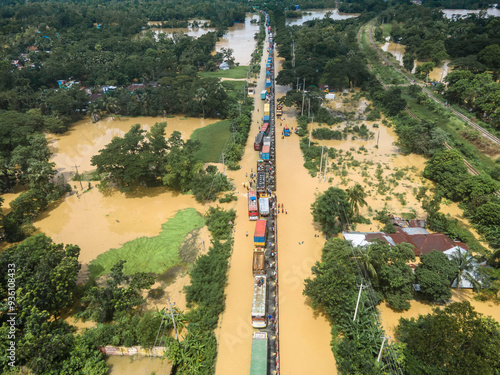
449 248 480 290
347 183 367 216
0 234 81 321
311 187 353 236
403 52 415 72
396 302 500 375
370 242 415 311
415 251 457 302
423 150 468 201
79 260 155 323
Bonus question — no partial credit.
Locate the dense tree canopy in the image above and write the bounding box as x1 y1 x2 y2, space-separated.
311 187 353 236
396 301 500 375
415 250 458 302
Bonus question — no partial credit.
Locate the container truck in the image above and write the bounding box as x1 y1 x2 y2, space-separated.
250 332 268 373
260 90 267 100
251 275 267 328
258 196 270 216
254 219 267 246
260 122 269 135
260 145 270 161
254 132 264 151
264 103 270 116
248 191 259 220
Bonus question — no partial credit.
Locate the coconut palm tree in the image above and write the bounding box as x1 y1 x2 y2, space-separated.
354 245 378 281
195 88 208 118
347 183 368 216
449 247 481 290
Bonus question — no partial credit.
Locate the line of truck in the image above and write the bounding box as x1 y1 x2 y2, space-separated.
250 15 276 375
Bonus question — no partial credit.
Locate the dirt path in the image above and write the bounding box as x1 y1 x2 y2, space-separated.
214 32 270 375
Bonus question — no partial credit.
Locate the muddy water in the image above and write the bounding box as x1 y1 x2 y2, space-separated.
273 49 337 375
380 289 500 339
215 14 260 65
286 8 359 26
214 30 271 375
381 42 450 81
414 60 450 82
35 187 209 266
46 116 218 177
148 14 260 65
381 42 404 65
107 355 172 375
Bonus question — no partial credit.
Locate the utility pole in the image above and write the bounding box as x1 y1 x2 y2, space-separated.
301 91 305 116
308 98 311 118
377 130 380 146
73 165 83 190
318 146 324 180
308 116 314 147
323 151 328 182
296 77 299 90
353 283 364 322
377 336 389 362
167 298 180 342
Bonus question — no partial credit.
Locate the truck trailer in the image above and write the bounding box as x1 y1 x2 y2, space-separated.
254 219 267 246
254 132 264 151
251 275 267 328
258 196 270 216
250 332 268 374
253 248 265 275
260 145 270 161
248 191 259 220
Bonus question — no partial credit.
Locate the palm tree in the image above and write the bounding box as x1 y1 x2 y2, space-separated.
347 183 368 216
195 88 208 118
354 245 378 281
449 247 480 290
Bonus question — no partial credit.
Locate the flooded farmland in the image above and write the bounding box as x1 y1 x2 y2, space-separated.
148 14 260 65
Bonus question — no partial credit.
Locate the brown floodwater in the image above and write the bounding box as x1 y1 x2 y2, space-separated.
380 289 500 340
273 49 337 375
381 42 450 81
46 115 218 177
36 114 225 285
286 8 359 26
381 42 405 65
147 14 260 65
214 32 271 375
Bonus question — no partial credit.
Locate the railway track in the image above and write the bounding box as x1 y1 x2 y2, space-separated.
362 21 500 146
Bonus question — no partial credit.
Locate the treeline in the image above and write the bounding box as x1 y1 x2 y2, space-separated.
378 4 500 128
421 0 494 9
421 149 500 251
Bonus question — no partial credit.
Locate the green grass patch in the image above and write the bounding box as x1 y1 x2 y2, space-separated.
199 65 249 79
88 208 205 278
191 119 232 162
221 80 247 100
